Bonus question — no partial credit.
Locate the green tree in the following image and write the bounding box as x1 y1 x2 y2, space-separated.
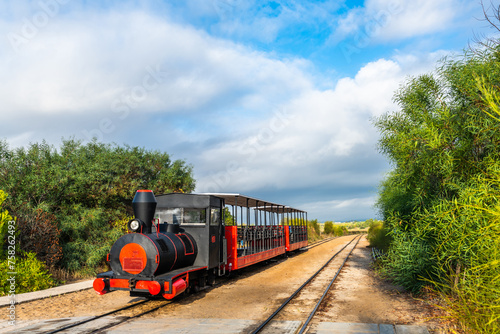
323 221 333 234
223 207 235 226
0 139 195 274
308 219 320 237
374 9 500 331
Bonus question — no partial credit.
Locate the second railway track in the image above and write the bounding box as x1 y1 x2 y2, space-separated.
252 234 363 334
43 299 171 334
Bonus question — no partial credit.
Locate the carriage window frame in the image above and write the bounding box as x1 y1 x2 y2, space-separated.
154 208 207 226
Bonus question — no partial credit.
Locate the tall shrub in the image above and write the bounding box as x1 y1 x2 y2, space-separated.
374 13 500 331
0 191 55 295
0 139 195 274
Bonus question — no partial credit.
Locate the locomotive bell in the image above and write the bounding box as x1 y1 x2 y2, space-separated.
132 190 157 234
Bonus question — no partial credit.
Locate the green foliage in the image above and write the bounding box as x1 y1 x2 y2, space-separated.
0 139 195 213
16 208 62 268
343 220 372 230
415 171 500 332
309 219 320 234
381 230 432 292
59 206 123 273
334 225 347 236
307 219 321 242
112 216 134 234
0 191 58 295
0 190 13 259
366 220 390 251
324 221 348 236
0 252 55 296
223 207 235 226
374 30 500 332
0 139 195 275
323 221 333 234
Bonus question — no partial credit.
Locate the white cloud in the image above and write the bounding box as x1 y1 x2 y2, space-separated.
194 55 441 199
330 0 471 44
0 9 313 143
0 3 451 221
369 0 456 40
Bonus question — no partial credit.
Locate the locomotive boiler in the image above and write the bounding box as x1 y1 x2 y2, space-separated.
108 190 197 277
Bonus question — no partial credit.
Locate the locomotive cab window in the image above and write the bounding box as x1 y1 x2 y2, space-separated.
210 208 221 226
155 208 207 226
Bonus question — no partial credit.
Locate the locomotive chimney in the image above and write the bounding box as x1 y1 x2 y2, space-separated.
132 190 157 234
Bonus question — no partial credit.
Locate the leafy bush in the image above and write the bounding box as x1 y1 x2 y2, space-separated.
334 225 348 236
323 221 334 234
323 222 347 236
379 229 432 292
367 220 390 251
0 191 56 295
307 219 321 242
16 208 62 268
0 190 13 259
374 14 500 332
417 175 500 332
0 252 55 296
0 139 195 275
59 206 126 273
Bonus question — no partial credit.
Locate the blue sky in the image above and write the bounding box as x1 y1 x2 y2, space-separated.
1 0 497 221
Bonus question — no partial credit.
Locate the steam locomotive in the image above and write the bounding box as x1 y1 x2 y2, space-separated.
93 190 307 299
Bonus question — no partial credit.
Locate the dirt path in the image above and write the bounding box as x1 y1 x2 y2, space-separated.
1 236 447 332
311 237 445 332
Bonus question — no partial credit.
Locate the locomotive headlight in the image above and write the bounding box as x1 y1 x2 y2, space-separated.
130 220 140 230
128 219 142 233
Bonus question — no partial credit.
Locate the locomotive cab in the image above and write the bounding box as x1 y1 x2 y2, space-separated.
154 193 226 275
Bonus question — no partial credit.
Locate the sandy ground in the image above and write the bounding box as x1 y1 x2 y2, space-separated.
0 236 450 332
311 237 448 333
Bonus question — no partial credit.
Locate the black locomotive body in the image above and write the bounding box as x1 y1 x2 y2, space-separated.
94 190 226 299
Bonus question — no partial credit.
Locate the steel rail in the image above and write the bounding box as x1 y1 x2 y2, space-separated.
250 235 360 334
298 235 362 334
87 301 169 333
304 237 337 249
44 299 167 334
45 276 237 334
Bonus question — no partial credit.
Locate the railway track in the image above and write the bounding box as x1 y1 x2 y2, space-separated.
44 299 170 334
251 234 363 334
305 237 337 249
18 236 354 333
305 233 362 250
